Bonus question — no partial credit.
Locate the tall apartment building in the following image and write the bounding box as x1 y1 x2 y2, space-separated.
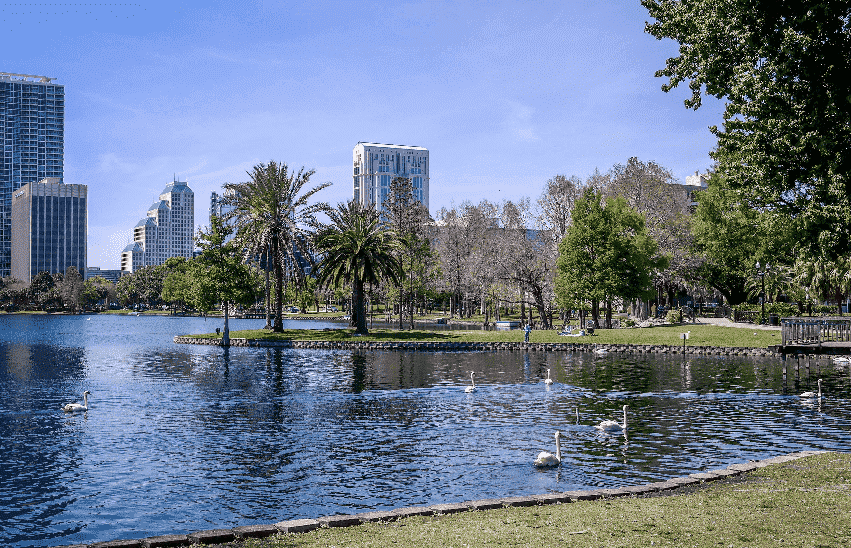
352 142 429 213
0 72 64 277
120 178 194 273
10 178 86 282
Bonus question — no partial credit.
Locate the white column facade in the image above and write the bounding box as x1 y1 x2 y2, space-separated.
352 142 429 214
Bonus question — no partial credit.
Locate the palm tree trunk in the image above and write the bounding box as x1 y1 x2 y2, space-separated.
354 279 368 334
265 243 272 329
274 238 284 332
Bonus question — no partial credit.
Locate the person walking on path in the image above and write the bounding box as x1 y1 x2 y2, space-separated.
524 323 531 343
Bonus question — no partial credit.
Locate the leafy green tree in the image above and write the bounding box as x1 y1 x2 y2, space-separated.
82 276 114 309
192 216 262 346
556 189 663 328
29 271 57 310
0 277 27 310
160 257 192 312
691 173 794 305
644 0 851 258
316 200 401 335
222 161 331 332
116 273 139 308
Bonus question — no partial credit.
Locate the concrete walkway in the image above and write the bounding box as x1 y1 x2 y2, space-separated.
694 316 781 331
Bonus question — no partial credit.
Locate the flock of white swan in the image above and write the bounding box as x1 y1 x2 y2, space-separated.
463 369 833 468
462 371 630 468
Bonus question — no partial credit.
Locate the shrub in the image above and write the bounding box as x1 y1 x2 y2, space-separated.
666 309 682 324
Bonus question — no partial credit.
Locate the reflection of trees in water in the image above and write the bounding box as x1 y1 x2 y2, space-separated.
0 343 86 546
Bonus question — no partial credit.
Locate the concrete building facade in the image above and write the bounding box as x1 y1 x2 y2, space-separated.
120 178 194 273
10 178 86 282
352 142 429 213
1 72 64 277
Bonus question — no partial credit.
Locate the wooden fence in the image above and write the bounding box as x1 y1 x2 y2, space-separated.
781 317 851 346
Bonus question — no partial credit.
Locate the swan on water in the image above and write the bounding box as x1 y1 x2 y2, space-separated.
544 369 554 385
464 372 477 393
594 348 608 355
534 431 565 467
799 379 822 399
596 404 628 432
63 391 90 413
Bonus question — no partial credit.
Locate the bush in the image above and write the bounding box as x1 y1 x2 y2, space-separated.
766 302 798 317
624 318 636 327
666 309 683 324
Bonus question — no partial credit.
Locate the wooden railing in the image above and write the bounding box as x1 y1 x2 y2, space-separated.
781 317 851 346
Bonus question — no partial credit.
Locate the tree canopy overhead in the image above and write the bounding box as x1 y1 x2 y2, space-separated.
643 0 851 257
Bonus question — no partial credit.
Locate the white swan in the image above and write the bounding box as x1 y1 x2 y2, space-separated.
596 404 628 433
464 372 476 393
799 379 822 399
544 368 553 385
63 391 90 413
534 431 565 467
594 347 608 355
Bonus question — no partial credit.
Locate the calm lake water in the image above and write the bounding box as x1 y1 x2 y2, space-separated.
1 314 849 547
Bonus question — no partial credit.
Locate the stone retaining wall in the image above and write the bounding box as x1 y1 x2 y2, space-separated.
173 336 779 356
54 450 826 548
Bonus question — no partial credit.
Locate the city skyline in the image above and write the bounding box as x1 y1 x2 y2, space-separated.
1 1 725 270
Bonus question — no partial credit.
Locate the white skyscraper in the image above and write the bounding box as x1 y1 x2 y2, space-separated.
120 178 194 273
352 142 429 213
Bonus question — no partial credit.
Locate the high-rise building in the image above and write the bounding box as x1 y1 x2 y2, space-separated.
10 178 86 282
210 189 237 245
1 72 64 277
120 178 194 273
352 142 429 213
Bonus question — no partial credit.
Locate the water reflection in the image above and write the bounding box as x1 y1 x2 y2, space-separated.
0 315 850 547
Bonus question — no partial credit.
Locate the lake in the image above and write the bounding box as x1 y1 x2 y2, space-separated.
1 314 849 547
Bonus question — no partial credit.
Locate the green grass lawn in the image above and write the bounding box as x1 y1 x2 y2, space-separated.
187 324 779 348
230 452 850 548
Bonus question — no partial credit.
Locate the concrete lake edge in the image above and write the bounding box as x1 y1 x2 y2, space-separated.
173 336 787 357
51 450 828 548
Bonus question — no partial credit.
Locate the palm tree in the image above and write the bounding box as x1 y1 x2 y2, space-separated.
223 161 330 332
316 200 401 335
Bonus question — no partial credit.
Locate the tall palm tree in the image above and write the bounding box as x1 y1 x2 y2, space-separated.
316 200 401 335
223 161 331 332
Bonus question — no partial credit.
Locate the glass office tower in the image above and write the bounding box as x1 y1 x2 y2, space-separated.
11 178 87 282
0 72 64 278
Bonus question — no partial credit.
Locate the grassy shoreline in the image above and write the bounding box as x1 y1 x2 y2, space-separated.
186 324 780 348
221 452 850 548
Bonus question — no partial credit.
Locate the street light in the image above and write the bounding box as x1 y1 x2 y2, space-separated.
756 261 769 324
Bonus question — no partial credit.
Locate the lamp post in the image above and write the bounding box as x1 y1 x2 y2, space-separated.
756 261 769 324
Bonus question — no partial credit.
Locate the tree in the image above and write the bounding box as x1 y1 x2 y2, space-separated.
606 157 694 310
556 189 663 328
223 161 331 332
58 266 85 313
497 199 557 329
316 200 401 335
382 176 433 329
644 0 851 258
83 276 116 310
160 257 192 312
192 216 262 346
690 173 793 305
537 175 585 246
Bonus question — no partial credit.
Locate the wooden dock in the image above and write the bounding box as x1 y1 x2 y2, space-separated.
774 317 851 355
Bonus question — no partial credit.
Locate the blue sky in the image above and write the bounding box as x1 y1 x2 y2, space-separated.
2 1 724 269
